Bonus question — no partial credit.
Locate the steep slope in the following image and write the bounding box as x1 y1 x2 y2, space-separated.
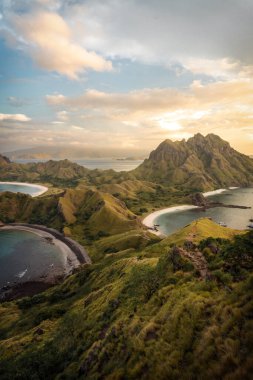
0 227 252 379
0 187 142 238
0 154 10 166
134 133 253 190
59 188 142 236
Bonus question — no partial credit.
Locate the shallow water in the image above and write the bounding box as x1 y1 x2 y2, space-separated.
155 188 253 236
0 230 65 287
0 183 45 196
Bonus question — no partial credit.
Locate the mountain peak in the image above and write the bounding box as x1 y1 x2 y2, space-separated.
134 134 253 191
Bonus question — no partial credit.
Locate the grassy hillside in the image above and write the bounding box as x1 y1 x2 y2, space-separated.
0 156 89 187
0 188 152 261
0 192 64 229
0 224 252 379
134 133 253 190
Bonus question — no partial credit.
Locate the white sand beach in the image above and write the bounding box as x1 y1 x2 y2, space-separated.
142 205 199 236
203 189 227 197
0 182 48 197
1 225 80 273
203 187 240 197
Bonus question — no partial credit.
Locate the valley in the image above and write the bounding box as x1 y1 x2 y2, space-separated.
0 134 253 379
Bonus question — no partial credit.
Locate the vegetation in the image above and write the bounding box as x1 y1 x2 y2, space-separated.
0 134 253 379
134 133 253 190
0 227 252 379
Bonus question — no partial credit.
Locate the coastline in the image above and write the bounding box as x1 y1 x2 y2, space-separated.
203 188 227 197
0 223 91 266
0 223 91 300
0 181 48 197
142 187 242 236
1 225 80 274
142 205 199 236
203 187 240 197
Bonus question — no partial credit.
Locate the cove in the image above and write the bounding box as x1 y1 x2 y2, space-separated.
0 182 48 197
147 188 253 236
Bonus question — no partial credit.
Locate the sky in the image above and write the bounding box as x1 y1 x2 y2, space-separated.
0 0 253 155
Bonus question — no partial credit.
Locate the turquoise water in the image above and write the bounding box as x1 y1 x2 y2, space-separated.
0 230 65 287
156 188 253 236
0 183 44 196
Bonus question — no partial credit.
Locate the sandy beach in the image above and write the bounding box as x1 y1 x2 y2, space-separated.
1 225 80 274
0 182 48 197
142 205 199 236
203 189 227 197
142 187 242 236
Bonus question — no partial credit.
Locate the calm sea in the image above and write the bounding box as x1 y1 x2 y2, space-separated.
14 158 143 172
0 230 65 287
0 183 43 196
156 188 253 236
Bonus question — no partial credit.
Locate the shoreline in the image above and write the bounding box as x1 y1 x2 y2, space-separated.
0 181 48 197
1 225 80 274
203 187 240 197
0 223 91 266
0 224 91 300
142 205 199 236
142 187 243 236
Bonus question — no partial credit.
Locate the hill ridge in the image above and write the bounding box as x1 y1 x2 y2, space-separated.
134 133 253 190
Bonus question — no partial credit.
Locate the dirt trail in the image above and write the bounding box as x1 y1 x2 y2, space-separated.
178 247 211 280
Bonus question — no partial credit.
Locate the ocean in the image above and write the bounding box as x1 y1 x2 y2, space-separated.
14 158 144 172
155 187 253 236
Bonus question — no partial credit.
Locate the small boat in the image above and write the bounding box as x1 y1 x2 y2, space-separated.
247 223 253 229
218 222 227 227
154 224 160 227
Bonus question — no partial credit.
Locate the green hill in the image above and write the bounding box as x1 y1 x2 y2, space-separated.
0 156 89 186
134 133 253 190
0 221 252 379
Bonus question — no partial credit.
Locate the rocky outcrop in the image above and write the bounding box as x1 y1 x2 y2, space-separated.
189 192 208 207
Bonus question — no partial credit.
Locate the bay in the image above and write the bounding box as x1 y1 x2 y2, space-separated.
156 188 253 236
0 230 65 287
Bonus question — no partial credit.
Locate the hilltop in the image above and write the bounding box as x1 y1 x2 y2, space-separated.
0 220 252 379
1 134 253 193
134 133 253 190
0 134 253 379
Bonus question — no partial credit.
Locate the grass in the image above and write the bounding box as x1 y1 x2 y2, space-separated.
0 229 252 379
0 158 252 378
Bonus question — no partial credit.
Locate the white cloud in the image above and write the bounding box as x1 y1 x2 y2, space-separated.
0 113 31 121
181 57 253 79
7 11 112 79
57 110 68 121
45 77 253 154
59 0 253 71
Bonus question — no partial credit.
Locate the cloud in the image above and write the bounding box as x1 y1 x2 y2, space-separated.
45 77 253 154
0 113 31 121
180 58 253 80
46 79 253 117
2 1 253 79
57 110 68 121
5 10 112 79
58 0 253 69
